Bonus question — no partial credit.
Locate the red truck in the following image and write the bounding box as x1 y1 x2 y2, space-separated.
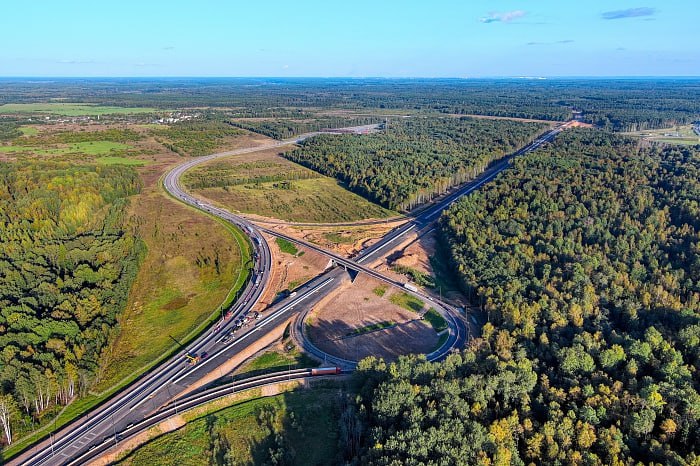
311 367 342 376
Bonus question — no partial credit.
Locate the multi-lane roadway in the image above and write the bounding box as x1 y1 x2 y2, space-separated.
12 122 565 466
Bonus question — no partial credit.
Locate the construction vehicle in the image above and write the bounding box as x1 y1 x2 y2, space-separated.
169 335 199 365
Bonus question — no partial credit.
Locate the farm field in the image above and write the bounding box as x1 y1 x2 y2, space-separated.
0 102 159 115
0 140 131 156
186 148 396 223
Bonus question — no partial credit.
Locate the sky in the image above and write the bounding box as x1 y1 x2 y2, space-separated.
2 0 698 77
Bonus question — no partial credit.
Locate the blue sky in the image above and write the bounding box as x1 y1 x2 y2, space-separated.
2 0 697 77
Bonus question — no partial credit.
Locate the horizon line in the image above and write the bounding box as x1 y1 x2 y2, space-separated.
1 75 700 80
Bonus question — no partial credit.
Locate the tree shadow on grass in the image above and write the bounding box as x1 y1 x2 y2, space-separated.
244 383 347 466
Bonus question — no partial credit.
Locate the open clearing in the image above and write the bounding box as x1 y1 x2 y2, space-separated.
0 102 159 115
0 140 131 156
624 124 700 145
306 275 438 361
0 123 157 165
186 147 396 223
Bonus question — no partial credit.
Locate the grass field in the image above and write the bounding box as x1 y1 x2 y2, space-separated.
373 285 388 297
0 141 131 156
117 387 341 466
624 124 700 145
0 102 158 116
389 291 425 313
94 191 251 392
349 320 395 336
423 308 448 332
233 349 319 380
96 156 147 166
186 151 395 223
18 126 39 136
201 177 394 223
276 237 299 255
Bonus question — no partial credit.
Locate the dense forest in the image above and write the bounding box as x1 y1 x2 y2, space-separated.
228 115 382 139
0 162 143 446
2 78 699 131
286 117 547 210
344 130 700 465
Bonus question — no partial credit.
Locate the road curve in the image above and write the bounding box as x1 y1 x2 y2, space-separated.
261 123 567 366
64 369 345 466
13 122 563 466
10 129 370 466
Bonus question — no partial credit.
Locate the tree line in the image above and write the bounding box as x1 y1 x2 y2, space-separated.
4 78 698 131
228 116 382 140
285 117 547 211
341 130 700 464
0 161 143 447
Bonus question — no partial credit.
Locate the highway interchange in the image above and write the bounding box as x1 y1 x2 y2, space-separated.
12 122 566 466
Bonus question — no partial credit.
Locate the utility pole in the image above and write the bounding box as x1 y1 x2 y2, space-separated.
111 413 117 444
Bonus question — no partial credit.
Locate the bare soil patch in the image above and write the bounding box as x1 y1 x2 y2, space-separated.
306 275 438 361
254 234 331 310
389 229 437 275
567 120 594 128
262 221 405 258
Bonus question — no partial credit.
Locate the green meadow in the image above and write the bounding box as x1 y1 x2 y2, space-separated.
0 102 159 116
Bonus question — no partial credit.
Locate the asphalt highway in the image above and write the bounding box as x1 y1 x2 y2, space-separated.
10 125 381 466
12 122 564 466
64 369 344 466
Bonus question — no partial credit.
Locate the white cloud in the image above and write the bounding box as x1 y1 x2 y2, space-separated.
480 10 526 24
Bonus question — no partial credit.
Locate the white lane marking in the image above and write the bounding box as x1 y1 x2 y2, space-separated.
356 225 416 263
171 278 335 384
